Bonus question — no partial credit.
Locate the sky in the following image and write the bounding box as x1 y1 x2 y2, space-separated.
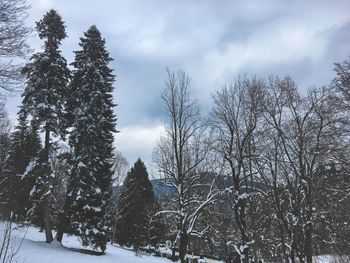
5 0 350 174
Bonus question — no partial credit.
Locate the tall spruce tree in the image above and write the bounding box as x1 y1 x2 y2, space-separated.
21 9 70 243
66 25 116 252
115 159 161 248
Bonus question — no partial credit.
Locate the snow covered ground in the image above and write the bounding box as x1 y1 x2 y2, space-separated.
1 223 170 263
0 223 224 263
314 255 350 263
0 222 346 263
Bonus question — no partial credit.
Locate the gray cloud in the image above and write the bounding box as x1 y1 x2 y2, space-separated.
5 0 350 170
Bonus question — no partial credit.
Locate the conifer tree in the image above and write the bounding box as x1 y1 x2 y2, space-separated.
0 102 10 172
21 9 70 243
0 112 41 220
115 159 161 248
147 200 166 247
0 102 11 216
66 25 116 252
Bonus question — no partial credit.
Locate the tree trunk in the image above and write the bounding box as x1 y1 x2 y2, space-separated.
56 230 63 243
56 190 71 243
43 124 53 243
234 198 249 263
45 123 50 156
111 212 118 245
290 242 296 263
280 230 289 263
55 211 65 242
179 232 188 263
305 226 313 263
305 192 313 263
43 198 53 243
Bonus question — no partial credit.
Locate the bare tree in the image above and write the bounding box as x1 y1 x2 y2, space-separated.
0 0 30 94
256 76 346 263
153 69 219 263
333 59 350 107
0 219 26 263
209 76 264 263
110 150 128 243
112 150 129 186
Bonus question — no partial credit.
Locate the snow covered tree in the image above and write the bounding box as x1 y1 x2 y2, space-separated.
50 144 71 239
0 101 10 174
153 69 219 263
209 77 264 263
255 77 348 263
66 25 116 252
327 59 350 255
0 111 41 220
147 200 166 247
0 101 11 215
20 9 70 243
115 159 160 248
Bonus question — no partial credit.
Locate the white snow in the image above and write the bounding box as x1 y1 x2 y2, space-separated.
314 255 350 263
0 223 170 263
78 162 86 168
6 223 340 263
29 186 37 197
21 158 38 180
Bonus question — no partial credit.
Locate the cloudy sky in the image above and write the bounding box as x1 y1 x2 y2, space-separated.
6 0 350 173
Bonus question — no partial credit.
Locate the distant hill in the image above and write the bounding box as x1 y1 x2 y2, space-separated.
112 175 266 203
112 178 175 203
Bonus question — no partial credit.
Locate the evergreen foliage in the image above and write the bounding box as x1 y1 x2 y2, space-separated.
66 25 116 252
20 9 70 243
0 113 41 220
115 159 164 248
147 200 166 247
0 102 11 216
21 9 70 139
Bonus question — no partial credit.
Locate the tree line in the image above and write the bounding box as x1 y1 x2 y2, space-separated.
152 69 350 263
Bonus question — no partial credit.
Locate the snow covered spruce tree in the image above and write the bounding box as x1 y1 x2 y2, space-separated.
0 103 11 216
0 112 41 220
153 69 219 263
66 25 116 252
21 9 70 243
0 102 11 183
115 158 162 249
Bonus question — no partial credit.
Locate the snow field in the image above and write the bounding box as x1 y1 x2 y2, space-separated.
1 223 169 263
